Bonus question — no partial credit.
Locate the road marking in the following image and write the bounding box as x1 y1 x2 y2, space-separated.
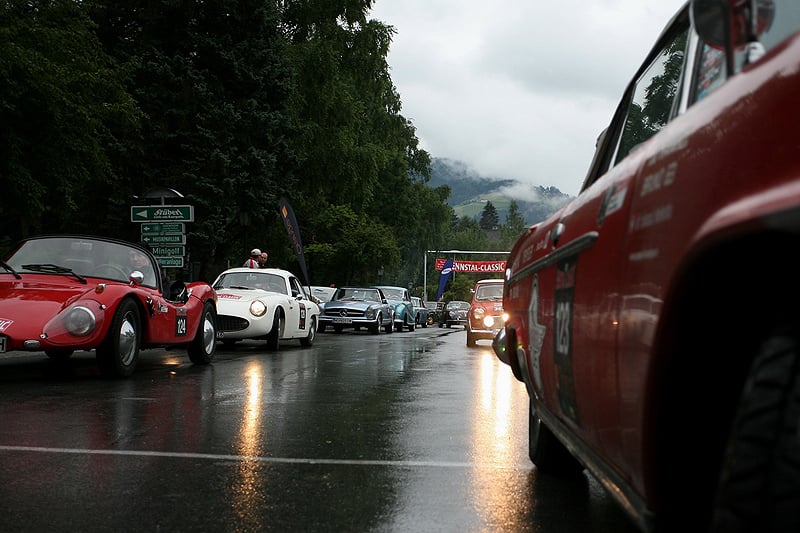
0 445 529 470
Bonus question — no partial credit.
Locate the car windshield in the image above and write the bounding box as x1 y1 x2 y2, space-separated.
447 301 470 310
379 288 404 300
334 288 382 302
475 283 503 301
4 236 159 288
214 272 288 294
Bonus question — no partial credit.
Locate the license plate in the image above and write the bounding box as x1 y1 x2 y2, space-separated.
333 317 352 324
0 335 6 353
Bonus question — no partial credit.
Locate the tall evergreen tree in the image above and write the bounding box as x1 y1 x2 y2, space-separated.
479 201 499 230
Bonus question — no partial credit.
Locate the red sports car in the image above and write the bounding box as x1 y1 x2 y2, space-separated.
0 235 217 377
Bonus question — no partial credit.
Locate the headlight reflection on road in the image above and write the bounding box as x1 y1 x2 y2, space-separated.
470 350 532 529
231 363 266 529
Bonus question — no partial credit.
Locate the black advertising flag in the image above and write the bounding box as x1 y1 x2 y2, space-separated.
279 198 310 287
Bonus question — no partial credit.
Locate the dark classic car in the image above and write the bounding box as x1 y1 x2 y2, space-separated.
493 1 800 531
0 235 217 377
318 287 394 334
438 300 469 328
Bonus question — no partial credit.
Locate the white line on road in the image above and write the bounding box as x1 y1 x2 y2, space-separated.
0 445 530 470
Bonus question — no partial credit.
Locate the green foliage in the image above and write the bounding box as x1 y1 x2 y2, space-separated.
479 201 499 230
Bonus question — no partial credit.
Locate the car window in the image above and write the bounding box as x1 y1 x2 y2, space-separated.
613 26 689 165
475 284 503 301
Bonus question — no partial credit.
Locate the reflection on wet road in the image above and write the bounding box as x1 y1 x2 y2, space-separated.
0 328 637 532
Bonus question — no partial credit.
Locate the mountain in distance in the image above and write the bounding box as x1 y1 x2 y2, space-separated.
426 157 573 226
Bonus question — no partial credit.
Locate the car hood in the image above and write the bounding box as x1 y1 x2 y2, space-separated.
323 300 377 311
216 288 279 303
0 278 96 338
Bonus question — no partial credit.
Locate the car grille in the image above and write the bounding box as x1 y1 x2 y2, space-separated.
322 308 365 318
217 314 249 332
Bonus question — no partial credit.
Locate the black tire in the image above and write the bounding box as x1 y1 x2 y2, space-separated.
712 331 800 533
266 312 283 350
529 401 583 476
96 298 140 378
407 315 415 332
300 317 317 347
45 349 74 360
188 302 216 364
394 322 402 332
369 314 381 334
384 320 393 333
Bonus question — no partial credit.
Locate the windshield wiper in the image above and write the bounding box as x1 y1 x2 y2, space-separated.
21 263 87 284
0 261 21 279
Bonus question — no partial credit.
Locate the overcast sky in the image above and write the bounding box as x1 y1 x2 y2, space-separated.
368 0 687 197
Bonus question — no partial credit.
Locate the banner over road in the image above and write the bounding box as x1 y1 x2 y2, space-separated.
434 259 506 273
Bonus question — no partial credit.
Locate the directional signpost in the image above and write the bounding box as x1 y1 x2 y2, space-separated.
131 205 194 222
132 205 193 270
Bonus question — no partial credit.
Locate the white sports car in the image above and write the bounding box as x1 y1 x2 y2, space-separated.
212 267 319 349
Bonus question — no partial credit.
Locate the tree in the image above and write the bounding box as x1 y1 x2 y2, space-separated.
479 201 499 230
0 0 140 241
499 199 527 249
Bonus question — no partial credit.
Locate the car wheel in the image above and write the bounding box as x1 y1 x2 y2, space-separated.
711 330 800 532
407 315 415 332
300 317 316 347
384 320 393 333
394 321 403 332
266 312 283 350
370 314 381 334
45 349 74 360
529 401 583 476
96 298 140 378
188 302 216 364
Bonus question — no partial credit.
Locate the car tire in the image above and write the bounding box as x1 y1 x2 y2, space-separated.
96 298 140 378
407 315 415 332
266 311 283 350
369 314 381 334
188 301 217 364
529 401 583 476
384 320 393 333
300 317 316 347
711 330 800 533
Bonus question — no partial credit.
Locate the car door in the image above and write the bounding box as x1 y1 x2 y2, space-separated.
527 11 691 474
285 276 309 338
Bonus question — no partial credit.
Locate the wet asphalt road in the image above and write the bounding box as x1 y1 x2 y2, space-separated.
0 325 638 533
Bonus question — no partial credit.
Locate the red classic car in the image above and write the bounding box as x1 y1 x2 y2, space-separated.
466 278 505 347
494 1 800 532
0 235 218 377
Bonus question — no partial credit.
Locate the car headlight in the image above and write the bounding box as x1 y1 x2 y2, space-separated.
482 315 495 328
365 306 376 320
64 305 96 336
250 300 267 317
472 307 485 320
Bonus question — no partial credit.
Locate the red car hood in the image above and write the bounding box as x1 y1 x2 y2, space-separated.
0 278 93 338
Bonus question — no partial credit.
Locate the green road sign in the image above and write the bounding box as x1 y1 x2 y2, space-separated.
141 234 186 244
131 205 194 222
150 245 185 256
140 222 185 234
156 256 184 268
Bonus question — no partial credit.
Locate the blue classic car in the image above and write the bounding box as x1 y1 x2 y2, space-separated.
318 287 394 334
372 285 415 332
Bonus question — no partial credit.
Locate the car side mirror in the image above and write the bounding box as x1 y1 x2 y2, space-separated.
691 0 775 74
129 270 144 286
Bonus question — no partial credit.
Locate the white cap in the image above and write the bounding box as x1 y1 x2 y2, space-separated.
250 248 261 256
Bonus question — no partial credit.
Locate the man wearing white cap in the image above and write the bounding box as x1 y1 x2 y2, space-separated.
243 248 261 268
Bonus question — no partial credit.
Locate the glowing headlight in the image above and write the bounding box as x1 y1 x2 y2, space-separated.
64 306 96 336
472 307 485 320
482 315 495 328
250 300 267 317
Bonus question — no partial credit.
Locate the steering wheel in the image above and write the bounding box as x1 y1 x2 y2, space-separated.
92 264 129 280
